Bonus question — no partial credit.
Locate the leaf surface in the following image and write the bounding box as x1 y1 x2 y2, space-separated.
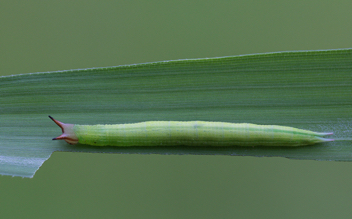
1 49 351 177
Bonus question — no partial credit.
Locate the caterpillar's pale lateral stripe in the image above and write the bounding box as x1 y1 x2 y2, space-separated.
49 116 334 147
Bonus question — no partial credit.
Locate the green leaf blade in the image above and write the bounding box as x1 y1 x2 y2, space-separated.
1 49 352 177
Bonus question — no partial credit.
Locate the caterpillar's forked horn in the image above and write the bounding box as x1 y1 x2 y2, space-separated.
49 116 79 145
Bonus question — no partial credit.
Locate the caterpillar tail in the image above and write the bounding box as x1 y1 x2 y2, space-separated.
315 132 334 143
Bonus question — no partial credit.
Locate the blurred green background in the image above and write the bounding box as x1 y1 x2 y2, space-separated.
1 1 352 218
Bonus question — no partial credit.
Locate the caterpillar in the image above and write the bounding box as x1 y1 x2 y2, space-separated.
49 116 334 147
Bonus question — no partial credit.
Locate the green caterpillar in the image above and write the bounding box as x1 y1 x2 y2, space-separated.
49 116 334 147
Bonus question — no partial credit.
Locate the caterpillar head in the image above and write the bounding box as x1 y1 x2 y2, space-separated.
49 116 79 145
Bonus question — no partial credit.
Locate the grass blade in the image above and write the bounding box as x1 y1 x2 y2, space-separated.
1 48 351 177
